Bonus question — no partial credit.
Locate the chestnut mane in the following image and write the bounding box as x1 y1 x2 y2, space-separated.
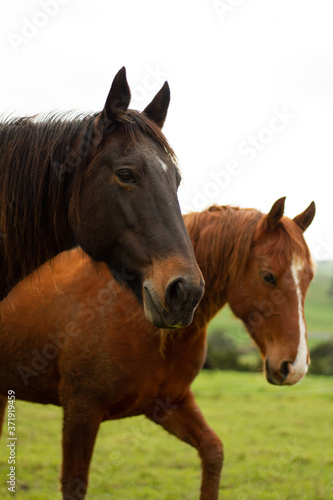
184 204 312 293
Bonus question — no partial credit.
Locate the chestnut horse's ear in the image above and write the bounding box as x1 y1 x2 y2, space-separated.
102 67 131 124
265 197 286 232
293 201 316 232
143 82 170 128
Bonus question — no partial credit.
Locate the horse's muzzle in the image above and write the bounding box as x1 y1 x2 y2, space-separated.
265 358 307 386
143 275 204 329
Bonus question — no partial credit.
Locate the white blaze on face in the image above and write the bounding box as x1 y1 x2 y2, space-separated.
158 159 168 172
290 256 308 382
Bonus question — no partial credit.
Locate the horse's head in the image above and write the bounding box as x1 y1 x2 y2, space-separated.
227 197 315 385
71 68 204 329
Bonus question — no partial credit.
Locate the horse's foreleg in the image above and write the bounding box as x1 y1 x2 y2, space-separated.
61 403 102 500
148 390 223 500
0 395 7 438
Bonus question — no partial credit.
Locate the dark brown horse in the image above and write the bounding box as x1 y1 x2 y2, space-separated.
0 197 315 499
0 67 204 328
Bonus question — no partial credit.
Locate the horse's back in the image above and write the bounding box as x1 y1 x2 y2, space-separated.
0 249 103 403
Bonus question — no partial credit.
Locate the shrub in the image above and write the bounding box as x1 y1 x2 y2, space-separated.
205 329 261 372
309 341 333 376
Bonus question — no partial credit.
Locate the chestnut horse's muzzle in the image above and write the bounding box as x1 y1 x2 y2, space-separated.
265 358 308 386
143 275 204 329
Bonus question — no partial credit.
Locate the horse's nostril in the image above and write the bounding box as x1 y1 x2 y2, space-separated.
165 277 187 309
280 361 291 381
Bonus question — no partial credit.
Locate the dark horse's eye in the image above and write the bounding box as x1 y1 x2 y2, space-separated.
261 270 276 286
116 169 136 184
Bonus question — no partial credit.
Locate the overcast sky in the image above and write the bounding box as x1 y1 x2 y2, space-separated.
1 0 333 260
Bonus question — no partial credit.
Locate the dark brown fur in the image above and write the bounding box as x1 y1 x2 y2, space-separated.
0 69 204 327
0 110 176 283
0 113 92 282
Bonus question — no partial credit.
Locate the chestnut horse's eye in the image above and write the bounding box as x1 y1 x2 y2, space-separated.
261 271 276 286
116 169 136 184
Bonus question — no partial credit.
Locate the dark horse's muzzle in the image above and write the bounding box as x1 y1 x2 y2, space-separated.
143 274 204 329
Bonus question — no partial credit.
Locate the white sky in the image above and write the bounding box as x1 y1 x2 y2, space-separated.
1 0 333 260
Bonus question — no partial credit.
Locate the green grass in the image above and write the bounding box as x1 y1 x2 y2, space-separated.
0 371 332 499
208 261 333 350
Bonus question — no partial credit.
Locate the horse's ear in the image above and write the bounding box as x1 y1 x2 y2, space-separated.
143 82 170 128
102 67 131 124
293 201 316 232
265 197 286 232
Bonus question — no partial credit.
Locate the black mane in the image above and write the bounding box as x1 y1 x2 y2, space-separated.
0 113 95 283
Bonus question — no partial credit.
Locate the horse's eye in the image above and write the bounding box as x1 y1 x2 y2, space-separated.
261 271 276 286
116 169 136 184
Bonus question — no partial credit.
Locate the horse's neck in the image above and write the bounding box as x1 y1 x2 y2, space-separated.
191 251 229 328
184 207 259 328
0 119 80 296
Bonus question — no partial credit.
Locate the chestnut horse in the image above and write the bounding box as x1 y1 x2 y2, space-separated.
0 197 315 499
0 67 204 327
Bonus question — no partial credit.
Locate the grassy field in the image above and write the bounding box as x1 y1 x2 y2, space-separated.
0 371 332 499
208 260 333 350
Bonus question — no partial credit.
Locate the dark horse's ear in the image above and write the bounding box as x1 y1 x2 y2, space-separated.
102 67 131 124
293 201 316 232
265 197 286 232
143 82 170 128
